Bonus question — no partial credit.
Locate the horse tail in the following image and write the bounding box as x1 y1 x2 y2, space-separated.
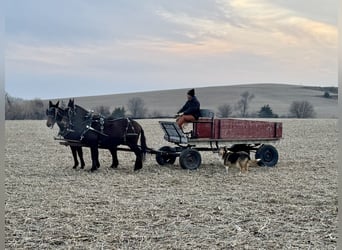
140 127 147 158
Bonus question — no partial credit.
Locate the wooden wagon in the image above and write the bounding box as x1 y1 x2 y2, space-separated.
156 110 282 170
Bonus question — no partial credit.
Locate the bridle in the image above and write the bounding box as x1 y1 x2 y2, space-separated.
46 106 59 128
46 106 69 131
46 106 58 121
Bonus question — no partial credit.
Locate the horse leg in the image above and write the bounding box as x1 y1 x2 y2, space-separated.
70 146 79 169
109 147 119 168
76 146 85 169
128 143 143 171
90 146 100 172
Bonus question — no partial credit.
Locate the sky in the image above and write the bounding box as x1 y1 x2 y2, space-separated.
4 0 338 100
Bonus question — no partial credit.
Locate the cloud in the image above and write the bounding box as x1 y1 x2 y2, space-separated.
156 0 337 68
7 0 337 67
5 0 338 99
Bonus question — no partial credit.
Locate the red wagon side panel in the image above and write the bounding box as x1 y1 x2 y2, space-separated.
193 118 214 138
194 118 282 140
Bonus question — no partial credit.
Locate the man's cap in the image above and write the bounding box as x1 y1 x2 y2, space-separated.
187 88 195 97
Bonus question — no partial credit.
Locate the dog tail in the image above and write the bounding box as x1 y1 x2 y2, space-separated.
247 159 263 167
256 159 265 167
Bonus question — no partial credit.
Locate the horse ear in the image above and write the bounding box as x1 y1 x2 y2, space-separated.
49 100 52 106
56 101 59 107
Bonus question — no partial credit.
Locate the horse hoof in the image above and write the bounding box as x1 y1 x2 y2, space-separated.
134 166 143 171
90 168 97 172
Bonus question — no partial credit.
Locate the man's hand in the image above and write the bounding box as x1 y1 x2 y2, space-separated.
174 112 184 118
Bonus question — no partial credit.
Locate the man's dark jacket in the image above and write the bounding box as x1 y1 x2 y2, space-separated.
178 96 201 119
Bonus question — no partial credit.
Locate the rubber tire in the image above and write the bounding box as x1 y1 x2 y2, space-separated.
255 144 279 167
179 148 201 170
156 146 177 166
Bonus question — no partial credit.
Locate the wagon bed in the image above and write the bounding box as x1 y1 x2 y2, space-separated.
160 118 282 144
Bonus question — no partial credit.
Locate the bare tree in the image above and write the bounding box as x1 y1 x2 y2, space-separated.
289 100 316 118
236 91 255 117
127 97 147 118
5 93 11 118
5 92 11 107
217 104 232 118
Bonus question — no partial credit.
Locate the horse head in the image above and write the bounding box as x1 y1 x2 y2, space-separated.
66 98 89 123
46 101 60 128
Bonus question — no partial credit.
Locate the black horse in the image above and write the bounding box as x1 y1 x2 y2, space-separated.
47 99 147 172
46 101 85 169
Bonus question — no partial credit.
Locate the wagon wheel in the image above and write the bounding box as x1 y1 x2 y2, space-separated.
179 148 201 170
255 144 279 167
156 146 177 166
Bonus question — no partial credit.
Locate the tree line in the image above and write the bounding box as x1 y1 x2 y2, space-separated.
216 91 316 118
5 93 46 120
5 94 162 120
5 91 322 120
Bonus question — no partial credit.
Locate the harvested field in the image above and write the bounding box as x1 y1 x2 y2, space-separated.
5 119 338 249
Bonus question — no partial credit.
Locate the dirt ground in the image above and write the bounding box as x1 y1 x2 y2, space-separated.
5 119 337 249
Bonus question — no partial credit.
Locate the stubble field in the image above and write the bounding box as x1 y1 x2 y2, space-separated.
5 119 338 249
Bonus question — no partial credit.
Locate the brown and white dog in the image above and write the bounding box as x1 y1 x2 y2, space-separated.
218 147 262 174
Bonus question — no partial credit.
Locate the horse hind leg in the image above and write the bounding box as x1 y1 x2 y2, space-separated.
128 143 143 171
109 147 119 168
76 147 86 169
70 146 79 169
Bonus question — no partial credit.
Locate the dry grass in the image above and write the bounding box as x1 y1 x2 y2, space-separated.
5 119 337 249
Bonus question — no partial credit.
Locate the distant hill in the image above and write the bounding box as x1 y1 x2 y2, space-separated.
49 83 338 118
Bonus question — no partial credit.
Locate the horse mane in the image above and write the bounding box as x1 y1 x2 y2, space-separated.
74 104 88 114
